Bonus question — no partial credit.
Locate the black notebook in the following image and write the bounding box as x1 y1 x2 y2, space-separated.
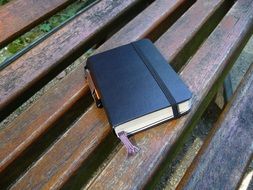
85 39 192 152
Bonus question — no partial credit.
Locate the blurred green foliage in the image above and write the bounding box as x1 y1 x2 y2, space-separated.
0 0 9 5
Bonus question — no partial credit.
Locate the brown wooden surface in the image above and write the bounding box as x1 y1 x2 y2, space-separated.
0 69 88 173
0 0 74 48
0 0 190 176
0 0 145 120
177 63 253 190
156 0 232 69
8 0 234 189
86 0 253 189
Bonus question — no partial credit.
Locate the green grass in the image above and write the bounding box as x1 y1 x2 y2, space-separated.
0 0 95 64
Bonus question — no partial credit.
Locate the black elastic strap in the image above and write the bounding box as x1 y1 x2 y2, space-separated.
131 42 179 118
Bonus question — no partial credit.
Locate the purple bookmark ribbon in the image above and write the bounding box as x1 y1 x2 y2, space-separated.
118 131 140 155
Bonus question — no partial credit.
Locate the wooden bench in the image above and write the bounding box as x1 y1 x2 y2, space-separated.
0 0 252 189
0 0 76 48
177 63 253 190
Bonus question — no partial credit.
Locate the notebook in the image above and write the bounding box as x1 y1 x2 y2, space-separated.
85 39 192 154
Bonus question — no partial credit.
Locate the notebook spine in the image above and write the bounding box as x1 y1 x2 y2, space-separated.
85 68 102 108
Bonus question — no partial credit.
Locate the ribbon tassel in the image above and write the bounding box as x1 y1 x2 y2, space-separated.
118 131 140 155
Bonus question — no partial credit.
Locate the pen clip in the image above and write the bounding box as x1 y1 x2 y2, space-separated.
85 69 102 108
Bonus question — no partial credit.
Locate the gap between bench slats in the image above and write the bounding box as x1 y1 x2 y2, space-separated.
0 0 74 48
177 63 253 190
7 0 234 189
0 0 194 188
0 0 191 176
87 0 253 189
0 0 148 121
0 0 193 188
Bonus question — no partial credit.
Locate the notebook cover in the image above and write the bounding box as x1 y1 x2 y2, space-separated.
86 39 192 128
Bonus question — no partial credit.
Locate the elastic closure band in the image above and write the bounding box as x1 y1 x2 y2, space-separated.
131 42 179 118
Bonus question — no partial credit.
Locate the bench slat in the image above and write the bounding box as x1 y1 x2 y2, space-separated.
156 0 232 69
96 0 195 51
0 0 188 175
0 69 88 173
0 0 73 48
8 0 232 189
0 0 144 120
177 63 253 190
86 0 253 189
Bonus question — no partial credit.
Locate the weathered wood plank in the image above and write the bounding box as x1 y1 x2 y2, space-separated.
0 0 145 120
0 0 188 175
8 0 232 189
0 0 74 48
97 0 196 49
85 0 253 189
156 0 233 70
0 69 88 173
177 63 253 190
0 0 148 172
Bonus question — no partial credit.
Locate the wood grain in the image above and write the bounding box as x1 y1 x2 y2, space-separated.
0 69 88 173
156 0 233 70
8 0 233 189
86 0 253 189
0 0 74 48
0 0 146 172
0 0 188 176
0 0 144 120
177 63 253 190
